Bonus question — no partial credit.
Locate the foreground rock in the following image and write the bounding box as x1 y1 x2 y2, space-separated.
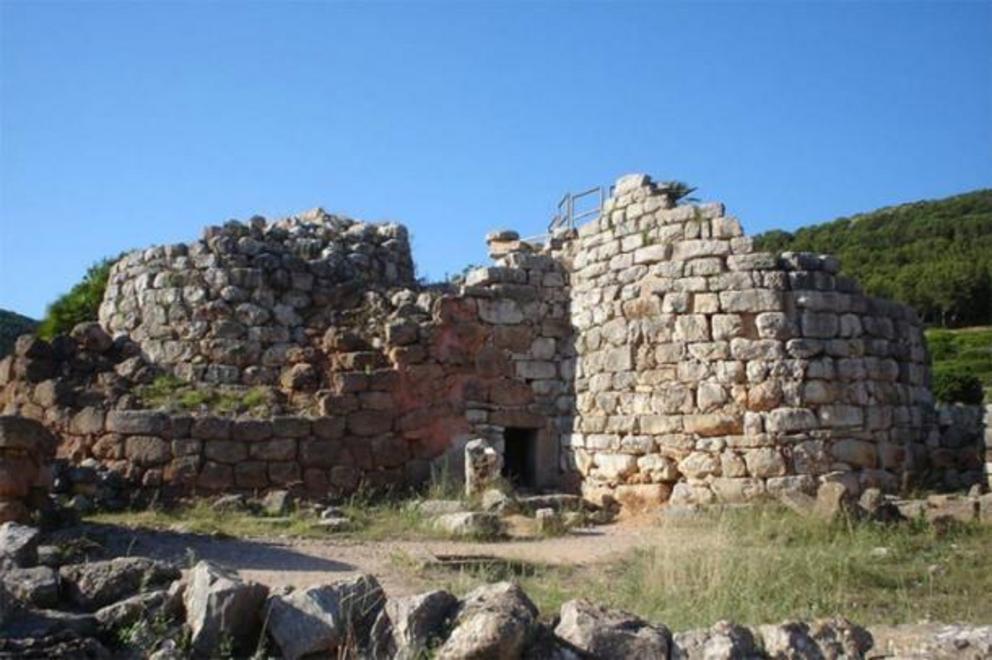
433 512 503 539
0 521 40 569
60 556 179 611
373 589 459 659
184 561 269 657
555 599 671 659
758 618 872 659
265 574 385 660
438 582 538 659
672 621 761 659
2 565 59 608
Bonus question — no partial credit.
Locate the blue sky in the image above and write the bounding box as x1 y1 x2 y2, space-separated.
1 1 990 318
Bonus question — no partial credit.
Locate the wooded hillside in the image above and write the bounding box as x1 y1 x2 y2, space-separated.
754 190 992 327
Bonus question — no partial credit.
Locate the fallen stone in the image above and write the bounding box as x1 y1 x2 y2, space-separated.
433 512 502 539
438 582 538 660
415 500 466 516
813 482 858 521
377 589 459 660
555 599 670 659
758 618 872 659
211 493 250 513
184 561 269 658
60 556 180 611
0 629 110 659
672 620 761 659
261 489 294 516
518 494 584 512
265 574 385 660
2 565 59 608
94 589 168 632
0 521 40 569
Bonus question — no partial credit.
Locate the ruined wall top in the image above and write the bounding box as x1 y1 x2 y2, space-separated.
98 208 417 385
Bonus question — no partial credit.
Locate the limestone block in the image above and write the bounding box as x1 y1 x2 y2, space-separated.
673 239 731 261
766 408 818 433
719 289 784 313
830 439 877 468
678 452 720 479
594 453 638 480
744 448 787 478
710 477 765 503
818 405 864 428
675 315 710 342
124 435 171 467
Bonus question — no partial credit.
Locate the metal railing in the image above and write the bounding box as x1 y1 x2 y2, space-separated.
548 185 610 233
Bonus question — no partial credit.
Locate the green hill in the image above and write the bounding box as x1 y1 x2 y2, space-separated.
754 189 992 328
0 309 38 357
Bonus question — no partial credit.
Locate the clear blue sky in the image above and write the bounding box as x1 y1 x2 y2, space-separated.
2 1 990 318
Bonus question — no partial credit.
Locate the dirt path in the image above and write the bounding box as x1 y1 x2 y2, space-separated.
81 517 664 596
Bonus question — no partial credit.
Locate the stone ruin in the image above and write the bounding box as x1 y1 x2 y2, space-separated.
0 173 986 510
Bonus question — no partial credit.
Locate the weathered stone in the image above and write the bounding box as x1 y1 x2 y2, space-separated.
555 599 670 659
672 620 760 660
0 522 40 569
60 557 179 611
433 512 502 539
380 589 459 659
265 575 385 660
437 582 538 660
184 561 269 657
2 565 59 608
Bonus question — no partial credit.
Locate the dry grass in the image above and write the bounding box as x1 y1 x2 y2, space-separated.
409 505 992 630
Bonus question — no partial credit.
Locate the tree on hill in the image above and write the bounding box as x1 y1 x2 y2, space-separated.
754 189 992 327
0 309 38 357
36 257 119 340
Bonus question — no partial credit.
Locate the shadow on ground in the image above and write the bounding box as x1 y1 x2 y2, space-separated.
59 523 355 574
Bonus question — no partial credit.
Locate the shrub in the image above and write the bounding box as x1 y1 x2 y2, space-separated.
37 257 118 339
932 368 985 404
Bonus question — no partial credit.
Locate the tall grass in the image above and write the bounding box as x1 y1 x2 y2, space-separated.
417 506 992 630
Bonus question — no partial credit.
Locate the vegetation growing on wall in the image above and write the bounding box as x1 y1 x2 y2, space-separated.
755 190 992 328
37 257 119 339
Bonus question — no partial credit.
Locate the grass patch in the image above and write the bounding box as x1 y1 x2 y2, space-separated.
136 375 276 416
86 500 330 539
403 506 992 630
926 325 992 400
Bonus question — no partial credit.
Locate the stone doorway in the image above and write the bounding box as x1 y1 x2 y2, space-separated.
502 427 538 488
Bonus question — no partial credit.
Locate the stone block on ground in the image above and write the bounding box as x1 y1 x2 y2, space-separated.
0 522 40 569
183 561 269 657
554 599 671 660
672 620 760 659
433 512 502 539
265 574 384 660
437 582 538 660
60 556 180 611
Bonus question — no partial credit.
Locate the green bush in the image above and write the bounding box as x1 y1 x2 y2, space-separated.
37 257 118 340
932 368 985 404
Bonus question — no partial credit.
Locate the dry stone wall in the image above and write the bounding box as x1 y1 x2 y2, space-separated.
99 209 415 386
2 173 955 505
559 174 933 507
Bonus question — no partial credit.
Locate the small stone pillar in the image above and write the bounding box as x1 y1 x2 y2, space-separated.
464 438 502 497
0 416 57 523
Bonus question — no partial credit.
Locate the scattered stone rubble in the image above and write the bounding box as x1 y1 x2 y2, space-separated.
5 519 988 659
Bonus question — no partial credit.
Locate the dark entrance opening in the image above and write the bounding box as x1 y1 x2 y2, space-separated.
502 427 538 488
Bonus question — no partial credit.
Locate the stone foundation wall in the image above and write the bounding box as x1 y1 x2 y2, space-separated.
559 175 933 507
932 403 992 490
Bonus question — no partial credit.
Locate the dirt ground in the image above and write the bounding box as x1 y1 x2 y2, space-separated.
80 516 661 597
